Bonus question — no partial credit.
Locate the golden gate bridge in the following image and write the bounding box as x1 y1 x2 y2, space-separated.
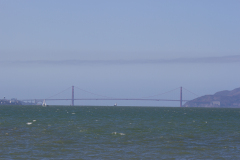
21 86 198 107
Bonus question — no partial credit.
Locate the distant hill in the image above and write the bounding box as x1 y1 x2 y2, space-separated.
183 87 240 108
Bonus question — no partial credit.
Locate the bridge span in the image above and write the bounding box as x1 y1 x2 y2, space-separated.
21 86 197 107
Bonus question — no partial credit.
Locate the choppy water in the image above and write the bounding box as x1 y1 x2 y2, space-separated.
0 106 240 159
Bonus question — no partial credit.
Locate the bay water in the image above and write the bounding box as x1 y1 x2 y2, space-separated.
0 106 240 159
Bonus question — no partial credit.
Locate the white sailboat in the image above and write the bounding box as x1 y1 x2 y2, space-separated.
42 99 47 107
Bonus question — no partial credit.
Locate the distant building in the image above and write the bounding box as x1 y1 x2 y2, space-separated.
0 98 22 105
211 101 220 106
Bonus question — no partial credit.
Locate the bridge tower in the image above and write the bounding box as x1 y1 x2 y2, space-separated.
72 86 74 106
180 86 182 107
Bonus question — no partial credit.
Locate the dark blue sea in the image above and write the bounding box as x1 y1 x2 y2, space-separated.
1 106 240 159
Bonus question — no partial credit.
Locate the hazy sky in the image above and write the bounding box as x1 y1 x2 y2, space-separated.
0 0 240 106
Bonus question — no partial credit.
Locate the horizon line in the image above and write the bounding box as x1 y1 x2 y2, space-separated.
1 55 240 66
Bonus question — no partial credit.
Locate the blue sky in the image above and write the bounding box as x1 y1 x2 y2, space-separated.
0 0 240 106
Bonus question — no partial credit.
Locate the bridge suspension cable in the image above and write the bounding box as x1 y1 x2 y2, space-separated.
44 86 199 99
182 87 199 97
46 86 72 99
139 87 180 99
75 86 116 99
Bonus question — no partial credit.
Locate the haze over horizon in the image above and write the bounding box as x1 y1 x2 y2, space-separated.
1 0 239 106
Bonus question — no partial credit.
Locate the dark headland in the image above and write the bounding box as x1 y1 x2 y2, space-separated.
183 87 240 108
